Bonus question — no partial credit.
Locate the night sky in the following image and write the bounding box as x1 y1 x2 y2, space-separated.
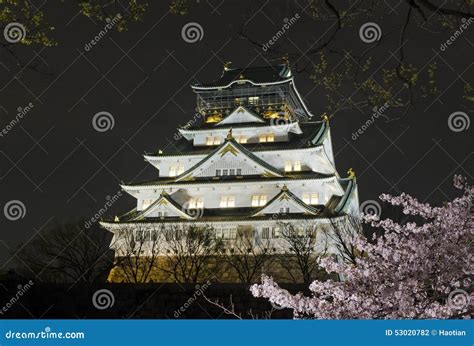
0 1 472 268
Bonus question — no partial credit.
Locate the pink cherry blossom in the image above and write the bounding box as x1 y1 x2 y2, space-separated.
251 175 473 319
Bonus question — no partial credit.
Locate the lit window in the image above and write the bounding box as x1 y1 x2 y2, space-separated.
236 136 247 144
259 133 275 143
293 161 301 171
251 195 267 207
142 199 154 209
248 96 259 105
220 196 235 208
188 197 203 209
284 161 302 172
206 136 221 146
169 164 184 177
303 193 319 205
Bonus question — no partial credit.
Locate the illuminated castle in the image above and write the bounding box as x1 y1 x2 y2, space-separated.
101 63 359 281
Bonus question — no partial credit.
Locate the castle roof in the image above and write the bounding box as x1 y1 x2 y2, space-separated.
192 64 292 89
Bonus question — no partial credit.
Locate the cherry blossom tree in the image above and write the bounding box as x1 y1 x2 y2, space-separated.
251 175 473 319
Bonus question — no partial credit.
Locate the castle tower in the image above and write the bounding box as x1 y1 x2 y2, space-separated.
100 63 360 282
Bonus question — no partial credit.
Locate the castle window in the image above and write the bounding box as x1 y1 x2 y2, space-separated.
293 161 301 171
302 193 319 205
272 227 280 238
236 168 242 175
248 96 259 105
236 136 247 144
169 164 184 177
262 227 270 239
142 199 154 209
206 136 221 146
279 207 290 214
229 169 235 175
223 169 228 176
216 169 222 176
285 161 301 172
220 196 235 208
251 195 267 207
259 133 274 143
188 197 203 209
223 227 237 239
157 211 167 219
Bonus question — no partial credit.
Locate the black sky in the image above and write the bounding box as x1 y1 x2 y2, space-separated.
0 0 472 267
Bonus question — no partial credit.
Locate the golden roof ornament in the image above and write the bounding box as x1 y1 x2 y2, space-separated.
226 128 233 140
281 184 289 192
158 149 163 155
114 216 120 222
223 61 232 71
282 54 290 65
321 112 333 124
239 74 245 79
347 168 356 179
